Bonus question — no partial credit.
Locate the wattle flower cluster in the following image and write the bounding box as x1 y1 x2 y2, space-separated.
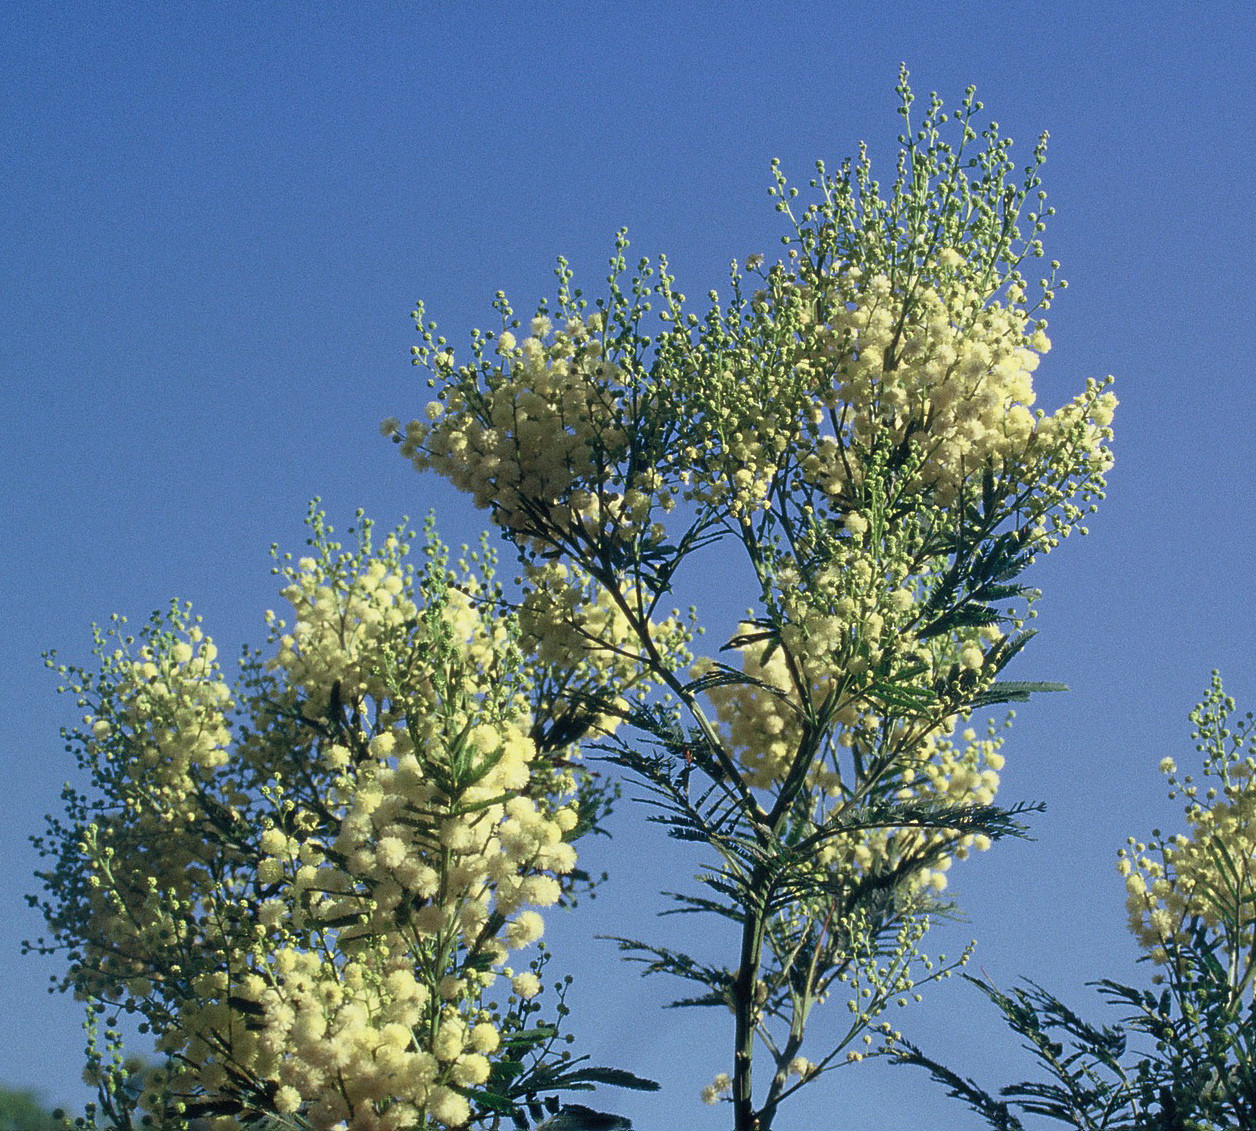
799 261 1116 508
663 259 1114 541
882 722 1007 893
519 560 692 733
386 314 640 551
61 614 238 1008
1120 754 1256 966
111 626 233 783
700 628 1006 893
169 947 499 1131
271 540 420 705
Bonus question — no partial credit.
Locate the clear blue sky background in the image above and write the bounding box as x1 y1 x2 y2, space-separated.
4 4 1255 1128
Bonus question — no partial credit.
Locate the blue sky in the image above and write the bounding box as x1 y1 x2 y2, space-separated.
4 3 1255 1127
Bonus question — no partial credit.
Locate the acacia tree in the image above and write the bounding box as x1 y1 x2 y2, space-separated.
899 674 1256 1130
33 71 1116 1131
384 69 1115 1131
32 512 661 1131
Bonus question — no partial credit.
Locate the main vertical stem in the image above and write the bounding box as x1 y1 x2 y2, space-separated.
733 890 767 1131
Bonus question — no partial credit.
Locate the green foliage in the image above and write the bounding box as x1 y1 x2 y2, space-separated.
0 1088 64 1131
899 961 1256 1130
